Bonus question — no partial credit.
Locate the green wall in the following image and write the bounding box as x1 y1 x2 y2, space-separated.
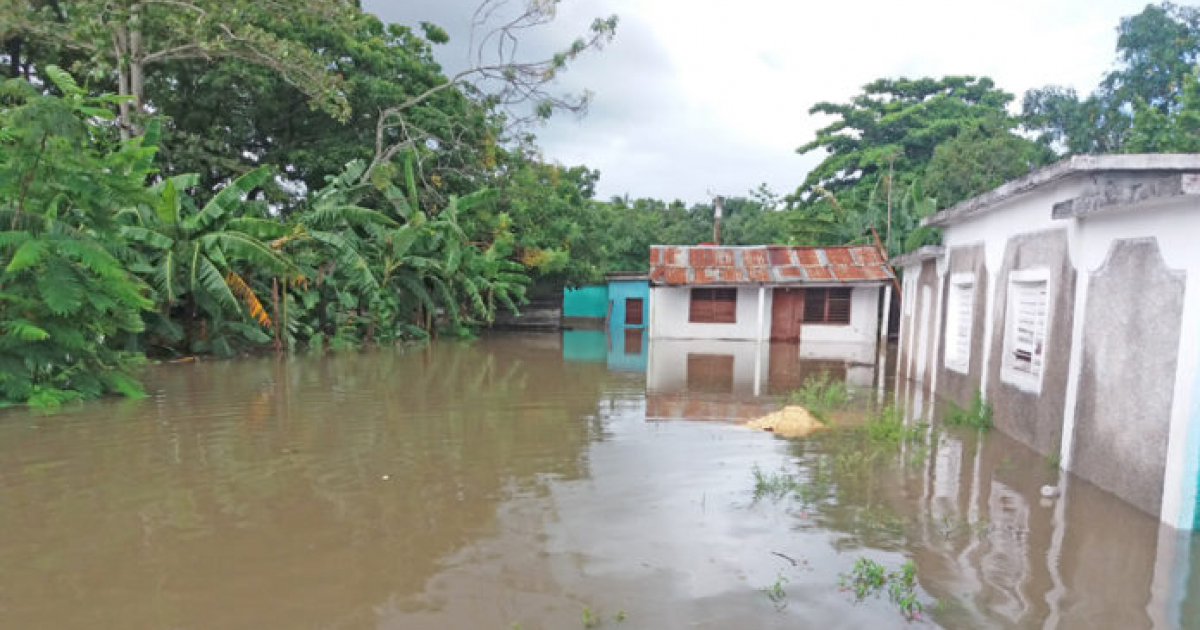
563 285 608 318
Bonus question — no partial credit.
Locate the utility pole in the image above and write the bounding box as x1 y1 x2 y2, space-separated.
886 153 895 257
713 195 723 244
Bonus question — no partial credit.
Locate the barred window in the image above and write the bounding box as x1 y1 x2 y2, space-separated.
802 288 852 324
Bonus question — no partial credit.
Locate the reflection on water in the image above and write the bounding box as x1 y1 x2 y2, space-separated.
0 333 1196 629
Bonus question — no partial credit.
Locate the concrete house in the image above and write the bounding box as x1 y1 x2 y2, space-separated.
892 154 1200 530
605 272 650 330
647 244 894 361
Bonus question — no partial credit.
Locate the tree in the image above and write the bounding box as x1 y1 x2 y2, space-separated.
795 76 1015 201
924 121 1050 207
1023 2 1200 155
0 69 153 406
789 76 1030 254
118 166 301 356
0 0 355 137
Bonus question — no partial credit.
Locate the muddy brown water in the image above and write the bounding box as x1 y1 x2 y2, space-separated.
1 333 1198 629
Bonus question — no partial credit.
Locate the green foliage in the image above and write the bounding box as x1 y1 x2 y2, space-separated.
865 405 927 446
1023 2 1200 155
751 465 803 501
761 573 789 611
924 122 1051 208
0 71 152 405
944 389 993 430
789 76 1042 255
789 371 850 422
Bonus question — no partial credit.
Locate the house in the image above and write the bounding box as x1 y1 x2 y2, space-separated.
646 245 894 362
892 154 1200 530
605 272 649 330
559 273 650 332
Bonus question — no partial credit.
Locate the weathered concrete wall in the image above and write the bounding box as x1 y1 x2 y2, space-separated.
912 259 940 384
985 229 1076 456
1072 239 1185 516
937 243 988 408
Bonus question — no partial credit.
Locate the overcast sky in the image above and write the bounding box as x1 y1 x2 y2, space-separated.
364 0 1154 203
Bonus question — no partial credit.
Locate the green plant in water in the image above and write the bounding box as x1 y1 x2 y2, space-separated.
762 573 789 611
865 405 927 446
789 370 850 422
841 557 925 620
944 389 993 430
752 465 802 501
581 606 597 628
1046 451 1061 471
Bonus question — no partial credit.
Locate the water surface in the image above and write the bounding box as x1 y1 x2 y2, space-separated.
1 333 1197 629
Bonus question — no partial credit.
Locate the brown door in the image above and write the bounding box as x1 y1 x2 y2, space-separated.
625 297 644 326
770 289 804 341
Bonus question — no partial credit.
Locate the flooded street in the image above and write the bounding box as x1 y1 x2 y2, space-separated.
1 333 1198 629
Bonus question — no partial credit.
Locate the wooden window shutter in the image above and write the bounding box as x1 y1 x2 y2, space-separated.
689 288 737 323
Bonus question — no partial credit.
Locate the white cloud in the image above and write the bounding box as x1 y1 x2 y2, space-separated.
365 0 1154 203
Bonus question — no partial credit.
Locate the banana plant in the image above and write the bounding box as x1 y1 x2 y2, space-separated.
119 167 301 356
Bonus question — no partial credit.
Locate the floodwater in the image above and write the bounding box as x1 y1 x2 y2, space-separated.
1 333 1198 629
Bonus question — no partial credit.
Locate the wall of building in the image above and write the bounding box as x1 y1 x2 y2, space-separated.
649 286 769 340
895 175 1200 529
1073 238 1184 516
797 286 881 345
984 228 1077 457
607 280 649 329
936 243 989 408
649 284 881 344
563 285 608 318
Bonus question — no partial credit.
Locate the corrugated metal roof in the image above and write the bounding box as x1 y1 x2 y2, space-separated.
648 245 894 286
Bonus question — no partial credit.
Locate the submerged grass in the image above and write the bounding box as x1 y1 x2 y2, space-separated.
840 557 925 620
761 573 789 611
752 466 803 501
944 389 993 430
865 405 928 446
788 371 850 422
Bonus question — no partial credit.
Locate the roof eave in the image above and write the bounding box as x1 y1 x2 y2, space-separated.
922 154 1200 228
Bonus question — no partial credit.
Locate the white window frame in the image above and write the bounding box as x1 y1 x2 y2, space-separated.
1001 268 1052 394
944 273 975 374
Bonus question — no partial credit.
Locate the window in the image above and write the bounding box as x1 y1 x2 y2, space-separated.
944 274 975 373
689 288 737 323
625 297 644 326
803 288 852 324
1002 270 1050 392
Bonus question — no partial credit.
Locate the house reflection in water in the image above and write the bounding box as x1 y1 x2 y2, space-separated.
887 377 1200 629
643 338 883 422
560 328 647 372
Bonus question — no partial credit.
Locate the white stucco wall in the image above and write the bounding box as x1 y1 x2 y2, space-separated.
798 286 880 345
649 285 882 345
649 286 766 340
897 175 1200 530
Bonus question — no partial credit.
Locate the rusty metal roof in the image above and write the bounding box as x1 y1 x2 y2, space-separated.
648 245 893 286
